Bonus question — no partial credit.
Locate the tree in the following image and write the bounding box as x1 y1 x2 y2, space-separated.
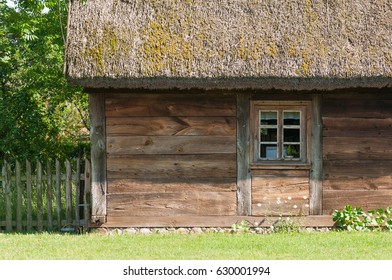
0 0 89 160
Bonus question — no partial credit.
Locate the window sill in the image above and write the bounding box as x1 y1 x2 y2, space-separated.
250 162 311 170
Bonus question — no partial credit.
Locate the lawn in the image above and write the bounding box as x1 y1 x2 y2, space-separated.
0 231 391 260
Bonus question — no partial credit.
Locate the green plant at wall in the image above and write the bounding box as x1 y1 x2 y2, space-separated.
231 220 251 233
332 204 392 232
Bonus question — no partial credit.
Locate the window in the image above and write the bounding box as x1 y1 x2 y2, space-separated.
251 101 310 164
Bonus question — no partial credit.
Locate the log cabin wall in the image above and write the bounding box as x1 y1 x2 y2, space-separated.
104 92 237 224
322 91 392 214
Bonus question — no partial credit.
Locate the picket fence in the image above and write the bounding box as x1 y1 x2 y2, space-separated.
0 158 91 232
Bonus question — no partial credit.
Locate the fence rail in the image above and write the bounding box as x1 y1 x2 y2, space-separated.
0 158 91 232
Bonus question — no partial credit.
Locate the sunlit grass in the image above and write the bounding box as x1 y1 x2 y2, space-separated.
0 231 391 260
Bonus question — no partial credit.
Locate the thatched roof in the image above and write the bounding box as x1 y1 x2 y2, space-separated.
65 0 392 90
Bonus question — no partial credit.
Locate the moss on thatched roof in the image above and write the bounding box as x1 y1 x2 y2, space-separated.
65 0 392 90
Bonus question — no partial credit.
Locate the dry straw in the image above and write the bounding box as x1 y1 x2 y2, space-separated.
65 0 392 90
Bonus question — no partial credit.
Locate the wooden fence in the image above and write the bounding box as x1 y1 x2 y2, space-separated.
0 158 91 232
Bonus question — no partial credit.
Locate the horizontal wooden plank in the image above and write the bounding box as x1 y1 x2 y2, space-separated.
106 116 236 136
323 99 392 119
323 117 392 138
323 160 392 179
107 154 236 179
251 169 309 178
99 215 335 228
323 177 392 191
107 136 236 155
323 190 392 215
252 178 309 216
105 94 236 117
107 192 236 216
108 177 236 193
323 137 392 160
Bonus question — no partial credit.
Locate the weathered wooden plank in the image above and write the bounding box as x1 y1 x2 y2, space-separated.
107 136 236 155
75 158 81 227
323 117 392 138
323 137 392 160
26 160 32 231
107 192 237 217
46 161 53 230
323 190 392 215
108 177 236 193
55 159 62 229
106 116 236 136
310 94 323 215
66 159 73 225
90 93 107 224
3 161 12 232
16 161 22 231
323 99 392 119
107 154 236 179
324 176 392 191
252 177 310 216
37 161 43 231
101 215 335 228
323 160 392 178
84 159 91 229
237 92 251 216
251 169 309 178
105 94 236 117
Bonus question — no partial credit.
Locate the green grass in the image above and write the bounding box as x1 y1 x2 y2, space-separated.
0 231 391 260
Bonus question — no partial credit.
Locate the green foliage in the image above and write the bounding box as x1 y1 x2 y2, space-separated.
0 0 89 160
332 204 392 232
231 220 251 233
272 217 302 234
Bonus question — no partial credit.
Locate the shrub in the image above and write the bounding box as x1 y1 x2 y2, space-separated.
332 204 392 232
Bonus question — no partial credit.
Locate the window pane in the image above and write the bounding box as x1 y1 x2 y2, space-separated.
260 111 277 125
284 111 300 125
284 144 300 158
260 144 277 159
284 128 300 142
260 128 277 141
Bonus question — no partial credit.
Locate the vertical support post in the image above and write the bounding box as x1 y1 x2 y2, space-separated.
37 160 43 231
55 159 62 229
236 93 252 216
16 160 22 231
84 158 91 231
66 159 73 225
46 161 53 230
4 160 12 232
89 93 107 224
26 160 32 231
310 94 323 215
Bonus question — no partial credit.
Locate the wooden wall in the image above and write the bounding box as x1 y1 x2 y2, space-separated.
323 93 392 214
105 93 237 221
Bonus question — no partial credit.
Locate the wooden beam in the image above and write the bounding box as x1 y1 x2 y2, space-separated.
236 93 251 215
310 94 323 215
99 215 335 228
89 93 107 224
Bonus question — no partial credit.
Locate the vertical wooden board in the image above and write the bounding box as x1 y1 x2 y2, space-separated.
4 161 12 232
84 159 91 229
90 93 107 224
16 161 22 231
66 159 73 225
46 161 53 230
236 92 251 216
36 161 43 231
26 160 32 231
310 94 323 215
75 158 81 227
55 159 62 229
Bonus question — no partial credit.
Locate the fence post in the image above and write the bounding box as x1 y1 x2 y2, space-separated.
66 159 73 225
16 160 22 231
76 158 81 228
26 160 32 231
55 159 61 229
4 160 12 232
37 160 43 231
84 159 91 231
46 161 53 230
